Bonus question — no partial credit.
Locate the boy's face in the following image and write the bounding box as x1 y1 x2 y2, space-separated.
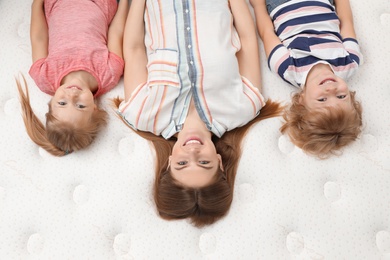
300 65 353 111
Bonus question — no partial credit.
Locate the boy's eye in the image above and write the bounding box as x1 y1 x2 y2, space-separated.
77 104 86 109
199 161 210 165
337 95 346 99
317 98 326 102
177 161 187 166
58 101 67 106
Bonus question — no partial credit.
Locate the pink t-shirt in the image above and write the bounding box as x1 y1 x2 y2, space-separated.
29 0 124 97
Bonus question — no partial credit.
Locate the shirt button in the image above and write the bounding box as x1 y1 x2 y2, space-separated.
188 45 191 49
185 9 189 13
187 27 190 31
190 61 193 65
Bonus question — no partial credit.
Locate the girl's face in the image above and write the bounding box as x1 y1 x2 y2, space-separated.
169 128 223 188
301 64 353 111
51 84 96 126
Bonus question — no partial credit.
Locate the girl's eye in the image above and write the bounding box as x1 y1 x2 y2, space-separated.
58 101 66 106
317 98 326 102
199 161 210 165
177 161 187 166
77 104 86 109
337 95 346 99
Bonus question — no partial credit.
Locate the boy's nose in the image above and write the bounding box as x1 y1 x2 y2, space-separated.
325 84 337 92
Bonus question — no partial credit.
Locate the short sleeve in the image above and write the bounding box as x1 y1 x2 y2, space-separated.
343 38 363 66
94 52 124 97
268 44 299 87
268 44 289 78
29 58 56 95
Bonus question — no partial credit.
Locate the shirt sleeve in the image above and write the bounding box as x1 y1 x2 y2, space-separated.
343 38 363 66
28 58 56 95
268 44 300 87
94 52 124 97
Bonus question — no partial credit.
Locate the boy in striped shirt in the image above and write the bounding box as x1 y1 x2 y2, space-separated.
251 0 363 158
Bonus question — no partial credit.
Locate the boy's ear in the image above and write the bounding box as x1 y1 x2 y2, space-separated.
299 92 304 104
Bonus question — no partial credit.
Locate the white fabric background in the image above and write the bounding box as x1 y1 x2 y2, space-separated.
0 0 389 259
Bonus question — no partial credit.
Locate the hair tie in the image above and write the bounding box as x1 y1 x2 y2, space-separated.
64 149 73 155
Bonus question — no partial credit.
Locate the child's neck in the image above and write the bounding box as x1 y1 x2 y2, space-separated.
61 71 98 94
306 63 333 82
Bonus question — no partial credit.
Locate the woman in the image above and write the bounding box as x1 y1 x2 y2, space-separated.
114 0 282 226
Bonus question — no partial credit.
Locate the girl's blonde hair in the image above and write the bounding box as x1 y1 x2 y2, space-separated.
113 98 283 227
280 91 362 158
16 75 108 156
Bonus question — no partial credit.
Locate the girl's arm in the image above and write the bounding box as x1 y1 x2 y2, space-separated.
230 0 262 90
334 0 357 39
30 0 48 62
249 0 281 58
123 0 148 101
107 0 129 58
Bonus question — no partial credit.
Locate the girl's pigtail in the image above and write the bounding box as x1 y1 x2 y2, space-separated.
16 75 66 156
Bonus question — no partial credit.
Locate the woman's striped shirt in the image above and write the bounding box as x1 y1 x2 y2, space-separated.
117 0 264 139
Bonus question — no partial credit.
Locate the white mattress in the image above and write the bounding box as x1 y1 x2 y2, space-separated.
1 0 389 259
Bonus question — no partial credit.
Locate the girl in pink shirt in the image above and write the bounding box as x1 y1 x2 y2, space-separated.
16 0 128 156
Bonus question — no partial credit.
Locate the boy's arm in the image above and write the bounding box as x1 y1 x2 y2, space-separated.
107 0 129 58
249 0 281 58
30 0 48 62
230 0 262 90
334 0 356 39
123 0 148 101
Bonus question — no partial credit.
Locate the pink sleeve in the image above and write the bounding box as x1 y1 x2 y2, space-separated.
29 58 56 96
94 52 124 97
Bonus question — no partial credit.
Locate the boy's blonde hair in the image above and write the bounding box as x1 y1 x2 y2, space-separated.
16 75 108 156
280 91 362 158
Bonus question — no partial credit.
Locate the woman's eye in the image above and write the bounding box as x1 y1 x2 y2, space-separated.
77 104 86 109
337 95 346 99
58 101 66 106
317 98 326 102
177 161 187 166
199 161 210 165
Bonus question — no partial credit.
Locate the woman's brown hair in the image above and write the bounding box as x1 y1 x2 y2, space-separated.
280 91 362 158
16 75 108 156
113 98 283 227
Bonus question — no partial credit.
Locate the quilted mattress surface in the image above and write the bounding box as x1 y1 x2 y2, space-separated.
0 0 389 259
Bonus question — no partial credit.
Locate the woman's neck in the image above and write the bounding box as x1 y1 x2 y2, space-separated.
179 100 211 137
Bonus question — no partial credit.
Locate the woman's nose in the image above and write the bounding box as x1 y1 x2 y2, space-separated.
184 145 201 153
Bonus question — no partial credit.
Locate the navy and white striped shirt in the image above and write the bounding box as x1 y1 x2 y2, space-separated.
268 0 362 88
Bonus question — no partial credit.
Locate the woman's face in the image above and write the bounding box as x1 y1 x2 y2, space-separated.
169 129 223 188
